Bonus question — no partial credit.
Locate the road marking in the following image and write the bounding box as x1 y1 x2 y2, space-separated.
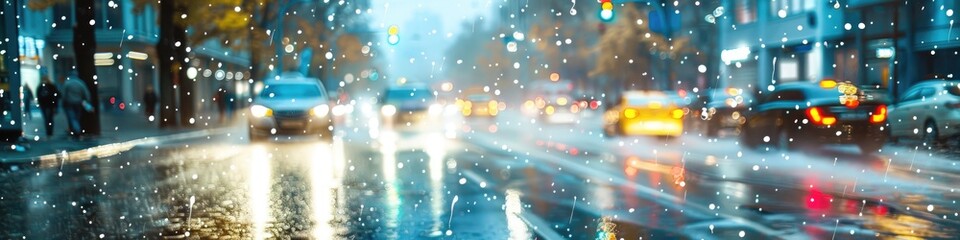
465 133 786 238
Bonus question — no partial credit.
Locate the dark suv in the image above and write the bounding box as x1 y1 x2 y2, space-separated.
740 82 889 154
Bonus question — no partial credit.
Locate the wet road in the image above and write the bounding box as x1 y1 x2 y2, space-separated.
2 109 960 239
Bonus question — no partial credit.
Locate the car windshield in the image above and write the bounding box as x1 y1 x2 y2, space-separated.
259 83 322 99
384 88 433 103
8 1 960 239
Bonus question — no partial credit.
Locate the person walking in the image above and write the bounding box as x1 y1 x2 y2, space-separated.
36 75 60 137
214 83 229 123
62 72 93 136
143 84 157 119
22 84 34 120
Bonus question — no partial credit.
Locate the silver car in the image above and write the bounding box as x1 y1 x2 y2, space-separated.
248 73 333 141
888 80 960 145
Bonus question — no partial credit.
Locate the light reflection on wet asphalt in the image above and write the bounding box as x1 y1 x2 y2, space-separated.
1 111 959 239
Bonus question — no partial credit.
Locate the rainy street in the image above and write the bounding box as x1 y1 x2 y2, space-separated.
3 108 960 239
5 0 960 239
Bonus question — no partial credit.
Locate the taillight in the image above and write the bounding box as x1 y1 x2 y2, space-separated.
806 107 837 126
946 102 960 109
870 105 887 123
671 109 684 119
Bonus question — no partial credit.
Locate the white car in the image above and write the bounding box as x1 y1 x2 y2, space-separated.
888 80 960 145
248 73 333 141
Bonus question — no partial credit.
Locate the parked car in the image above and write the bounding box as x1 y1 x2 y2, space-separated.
248 72 333 141
603 91 686 138
739 81 888 154
888 80 960 145
699 88 754 137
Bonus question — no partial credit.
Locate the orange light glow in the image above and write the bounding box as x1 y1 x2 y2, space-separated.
624 109 638 119
870 105 887 123
549 73 560 82
822 117 837 125
671 109 684 119
820 79 837 89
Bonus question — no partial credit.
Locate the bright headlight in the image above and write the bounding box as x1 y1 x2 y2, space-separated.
250 105 273 117
381 104 397 116
311 104 330 117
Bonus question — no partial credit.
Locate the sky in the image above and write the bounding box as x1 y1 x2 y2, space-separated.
364 0 496 84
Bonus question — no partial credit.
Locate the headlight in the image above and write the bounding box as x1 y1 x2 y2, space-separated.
381 104 397 116
311 104 330 117
428 103 442 115
250 105 273 117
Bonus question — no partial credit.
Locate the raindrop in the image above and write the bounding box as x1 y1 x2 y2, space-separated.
739 231 745 238
698 65 707 73
459 178 466 185
325 52 334 60
928 205 935 212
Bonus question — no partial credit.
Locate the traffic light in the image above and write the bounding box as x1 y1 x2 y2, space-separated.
599 0 614 22
387 25 399 45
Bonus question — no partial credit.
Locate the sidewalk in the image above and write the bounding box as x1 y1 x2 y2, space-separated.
1 108 242 170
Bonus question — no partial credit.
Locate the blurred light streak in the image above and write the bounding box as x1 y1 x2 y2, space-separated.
249 145 272 240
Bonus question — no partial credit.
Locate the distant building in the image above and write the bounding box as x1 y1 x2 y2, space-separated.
21 0 248 115
716 0 958 100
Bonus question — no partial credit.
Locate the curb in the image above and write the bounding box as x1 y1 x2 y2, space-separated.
0 127 232 172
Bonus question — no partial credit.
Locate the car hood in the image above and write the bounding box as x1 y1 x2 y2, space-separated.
254 98 328 111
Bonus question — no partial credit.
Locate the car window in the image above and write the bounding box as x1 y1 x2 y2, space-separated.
901 88 922 102
920 87 937 99
384 88 434 104
259 83 322 99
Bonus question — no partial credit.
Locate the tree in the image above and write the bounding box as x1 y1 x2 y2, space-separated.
28 0 101 135
590 3 692 91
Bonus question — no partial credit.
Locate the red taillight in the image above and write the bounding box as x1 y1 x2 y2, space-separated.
870 105 887 123
806 107 837 126
946 102 960 109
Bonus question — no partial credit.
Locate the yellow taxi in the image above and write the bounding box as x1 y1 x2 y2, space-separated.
604 91 685 138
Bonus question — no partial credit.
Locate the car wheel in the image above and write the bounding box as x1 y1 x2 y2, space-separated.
319 125 334 141
858 141 884 154
923 121 941 147
740 126 757 149
705 119 720 138
249 129 265 142
777 127 799 151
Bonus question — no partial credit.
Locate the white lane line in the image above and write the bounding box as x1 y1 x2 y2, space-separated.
462 169 565 240
464 133 786 237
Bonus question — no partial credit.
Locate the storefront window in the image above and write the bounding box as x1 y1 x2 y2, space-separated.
735 0 758 24
770 0 816 18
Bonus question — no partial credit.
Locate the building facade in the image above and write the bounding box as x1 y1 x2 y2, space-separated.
1 0 23 140
717 0 959 101
22 0 248 116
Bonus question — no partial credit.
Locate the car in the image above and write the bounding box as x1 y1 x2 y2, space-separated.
379 85 442 130
459 88 502 118
739 81 888 153
887 80 960 146
698 88 754 137
248 72 333 141
603 91 686 138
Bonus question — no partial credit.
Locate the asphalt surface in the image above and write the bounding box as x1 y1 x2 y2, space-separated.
2 109 960 239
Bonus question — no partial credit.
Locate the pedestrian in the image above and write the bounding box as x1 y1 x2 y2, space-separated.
22 84 34 120
62 72 93 136
36 74 60 137
214 83 229 123
143 84 157 119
